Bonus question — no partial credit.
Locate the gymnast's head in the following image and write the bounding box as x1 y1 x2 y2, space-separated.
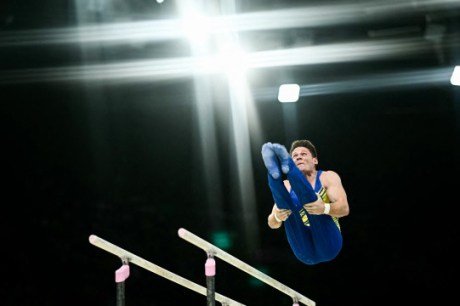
290 139 318 171
290 140 317 157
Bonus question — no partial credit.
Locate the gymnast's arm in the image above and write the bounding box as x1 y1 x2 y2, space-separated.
320 170 349 217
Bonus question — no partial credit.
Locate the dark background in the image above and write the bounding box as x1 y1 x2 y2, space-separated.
2 1 459 306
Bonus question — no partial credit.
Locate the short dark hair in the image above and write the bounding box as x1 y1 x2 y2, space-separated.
289 140 317 158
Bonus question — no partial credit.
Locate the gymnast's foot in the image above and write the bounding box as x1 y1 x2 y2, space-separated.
261 142 281 179
272 143 291 174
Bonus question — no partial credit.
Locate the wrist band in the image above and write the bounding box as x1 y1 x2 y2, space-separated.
323 203 331 215
274 213 282 223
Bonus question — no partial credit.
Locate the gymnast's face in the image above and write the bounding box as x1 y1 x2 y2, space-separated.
291 146 318 173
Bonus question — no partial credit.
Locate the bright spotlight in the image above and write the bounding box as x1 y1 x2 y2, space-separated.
278 84 300 102
450 66 460 86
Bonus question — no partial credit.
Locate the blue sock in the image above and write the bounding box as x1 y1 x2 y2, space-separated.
272 143 291 174
261 142 281 179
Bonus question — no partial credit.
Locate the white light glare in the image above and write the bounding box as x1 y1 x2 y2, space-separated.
450 66 460 86
180 8 208 44
278 84 300 102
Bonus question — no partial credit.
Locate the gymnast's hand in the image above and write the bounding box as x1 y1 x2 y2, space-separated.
274 207 292 222
303 196 326 215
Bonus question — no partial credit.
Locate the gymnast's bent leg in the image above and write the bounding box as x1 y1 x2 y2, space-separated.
263 143 318 264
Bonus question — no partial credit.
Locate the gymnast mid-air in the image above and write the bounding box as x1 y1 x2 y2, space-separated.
262 140 350 265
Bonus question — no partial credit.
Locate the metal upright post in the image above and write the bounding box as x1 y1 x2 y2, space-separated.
205 255 216 306
116 258 130 306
